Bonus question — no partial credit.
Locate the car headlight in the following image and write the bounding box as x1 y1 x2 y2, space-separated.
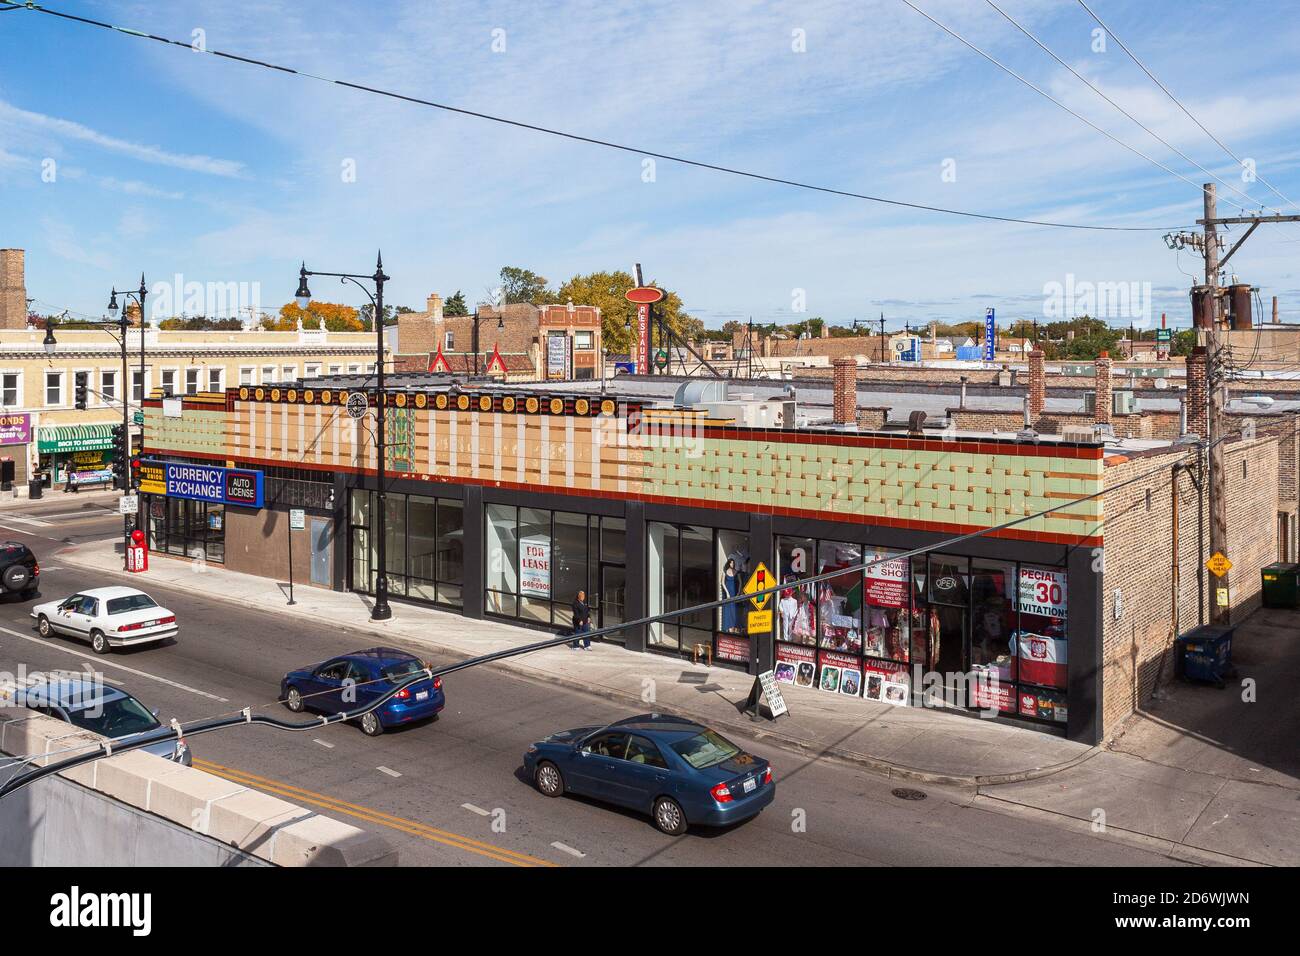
526 745 538 755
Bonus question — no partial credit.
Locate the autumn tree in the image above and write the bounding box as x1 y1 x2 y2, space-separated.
554 270 699 353
499 267 558 306
267 300 363 332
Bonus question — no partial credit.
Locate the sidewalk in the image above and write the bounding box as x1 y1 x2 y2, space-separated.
57 537 1092 786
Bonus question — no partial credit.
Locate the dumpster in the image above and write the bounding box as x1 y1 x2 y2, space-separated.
1175 624 1236 688
27 477 42 500
1261 562 1299 609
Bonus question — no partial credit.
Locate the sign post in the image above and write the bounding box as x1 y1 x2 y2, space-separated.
983 307 996 362
287 508 305 606
625 285 666 376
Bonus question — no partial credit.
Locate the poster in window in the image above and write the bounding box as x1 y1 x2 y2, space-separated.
971 667 1016 713
863 659 910 705
1019 687 1068 723
865 556 908 608
818 665 842 693
1017 567 1067 619
1013 632 1068 688
839 667 862 698
520 535 551 598
715 634 750 664
776 642 816 687
818 651 858 695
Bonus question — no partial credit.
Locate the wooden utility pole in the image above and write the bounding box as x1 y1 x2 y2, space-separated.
1202 183 1230 624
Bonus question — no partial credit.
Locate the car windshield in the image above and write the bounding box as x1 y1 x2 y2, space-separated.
670 729 742 770
380 660 425 681
66 695 160 738
106 594 158 614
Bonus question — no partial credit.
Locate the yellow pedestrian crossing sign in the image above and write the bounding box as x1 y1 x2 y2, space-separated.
744 563 773 611
1206 553 1232 578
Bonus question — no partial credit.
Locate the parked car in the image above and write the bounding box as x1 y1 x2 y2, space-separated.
21 677 190 765
0 541 39 599
31 586 178 654
280 647 444 736
524 713 775 835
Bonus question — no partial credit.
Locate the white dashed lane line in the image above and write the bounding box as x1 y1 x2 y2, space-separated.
550 841 586 859
0 623 228 702
461 803 490 816
313 739 335 749
376 766 401 778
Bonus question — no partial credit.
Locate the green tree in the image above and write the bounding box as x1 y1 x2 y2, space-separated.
499 267 558 305
553 270 697 353
444 291 469 316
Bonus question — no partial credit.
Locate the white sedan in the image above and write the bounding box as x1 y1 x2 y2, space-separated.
32 586 178 654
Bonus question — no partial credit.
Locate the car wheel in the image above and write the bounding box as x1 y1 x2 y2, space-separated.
652 796 687 836
534 760 564 798
285 686 304 713
90 630 109 655
37 614 52 638
359 711 384 737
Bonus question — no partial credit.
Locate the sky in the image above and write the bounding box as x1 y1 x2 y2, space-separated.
2 0 1300 332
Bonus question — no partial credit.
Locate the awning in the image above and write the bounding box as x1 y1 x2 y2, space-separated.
37 423 115 453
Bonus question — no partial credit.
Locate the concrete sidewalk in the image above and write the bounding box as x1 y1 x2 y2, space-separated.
56 537 1092 786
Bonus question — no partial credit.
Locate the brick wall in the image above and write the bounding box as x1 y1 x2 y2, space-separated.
1186 347 1208 438
1099 436 1279 737
1028 349 1045 422
949 408 1155 438
0 249 25 330
832 357 856 424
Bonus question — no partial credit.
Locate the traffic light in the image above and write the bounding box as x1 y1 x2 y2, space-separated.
110 424 128 489
74 371 88 410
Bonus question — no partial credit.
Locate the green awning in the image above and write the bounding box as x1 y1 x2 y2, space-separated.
37 423 115 453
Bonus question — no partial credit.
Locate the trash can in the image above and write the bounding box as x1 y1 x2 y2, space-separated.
27 477 42 500
1261 562 1299 609
1175 624 1236 688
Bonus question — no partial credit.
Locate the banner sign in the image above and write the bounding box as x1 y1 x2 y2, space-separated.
865 555 908 608
520 535 551 598
141 459 264 508
546 334 568 378
983 307 996 361
0 414 30 446
774 642 816 688
1017 567 1067 618
625 286 664 376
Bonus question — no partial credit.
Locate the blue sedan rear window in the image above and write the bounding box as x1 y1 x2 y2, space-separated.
380 660 425 681
670 730 741 769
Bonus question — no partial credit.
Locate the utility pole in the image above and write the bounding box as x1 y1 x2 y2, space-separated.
879 312 886 364
1202 183 1229 624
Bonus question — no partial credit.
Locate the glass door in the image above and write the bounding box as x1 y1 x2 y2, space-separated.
599 563 626 643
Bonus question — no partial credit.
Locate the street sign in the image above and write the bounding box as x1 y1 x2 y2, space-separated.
747 609 773 634
289 508 306 531
118 494 138 515
1216 587 1229 607
654 349 668 370
1156 328 1173 342
345 392 369 420
132 410 144 426
1207 552 1233 577
743 562 773 610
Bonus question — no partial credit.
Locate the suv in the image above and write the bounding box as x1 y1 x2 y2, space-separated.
0 541 39 599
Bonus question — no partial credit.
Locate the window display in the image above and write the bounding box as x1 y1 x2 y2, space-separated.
816 540 862 654
864 549 910 662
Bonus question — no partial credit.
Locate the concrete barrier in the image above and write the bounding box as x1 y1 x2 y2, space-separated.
0 705 397 867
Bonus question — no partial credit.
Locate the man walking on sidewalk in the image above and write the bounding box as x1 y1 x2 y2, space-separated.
570 590 593 650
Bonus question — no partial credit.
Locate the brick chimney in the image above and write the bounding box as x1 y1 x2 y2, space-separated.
1093 351 1113 425
0 249 26 330
1185 346 1209 438
426 293 443 323
1027 349 1045 423
832 357 857 426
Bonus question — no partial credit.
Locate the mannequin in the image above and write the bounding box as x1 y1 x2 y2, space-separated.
720 559 740 632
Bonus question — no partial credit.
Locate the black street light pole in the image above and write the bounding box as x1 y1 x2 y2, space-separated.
296 254 392 621
109 273 148 458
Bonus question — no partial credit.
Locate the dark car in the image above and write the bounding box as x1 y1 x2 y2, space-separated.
523 713 775 835
280 647 444 736
0 541 39 599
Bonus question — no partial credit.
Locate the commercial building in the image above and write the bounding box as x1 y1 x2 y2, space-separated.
138 352 1285 745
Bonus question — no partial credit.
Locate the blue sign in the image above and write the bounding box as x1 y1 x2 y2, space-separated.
155 460 264 509
983 308 996 361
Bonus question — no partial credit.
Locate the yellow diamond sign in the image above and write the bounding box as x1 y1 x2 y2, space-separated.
1206 552 1232 578
743 562 773 611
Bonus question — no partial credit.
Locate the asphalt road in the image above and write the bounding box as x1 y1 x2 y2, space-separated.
0 499 1185 867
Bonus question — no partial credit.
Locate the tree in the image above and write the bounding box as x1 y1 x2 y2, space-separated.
444 291 469 316
157 316 244 331
266 300 363 332
499 267 558 306
554 270 697 353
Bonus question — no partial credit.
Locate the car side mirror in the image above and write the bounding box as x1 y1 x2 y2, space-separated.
151 708 159 718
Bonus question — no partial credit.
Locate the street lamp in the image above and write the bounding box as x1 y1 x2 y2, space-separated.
472 310 505 374
295 253 392 621
107 273 148 456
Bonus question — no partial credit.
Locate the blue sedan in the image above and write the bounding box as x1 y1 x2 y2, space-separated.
523 714 775 835
280 647 444 736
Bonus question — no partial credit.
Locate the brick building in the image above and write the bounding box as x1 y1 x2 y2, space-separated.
394 294 602 382
0 249 26 330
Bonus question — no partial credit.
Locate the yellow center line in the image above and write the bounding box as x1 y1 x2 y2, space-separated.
194 758 559 868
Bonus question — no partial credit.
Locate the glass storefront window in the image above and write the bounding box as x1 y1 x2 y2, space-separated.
1014 565 1068 692
485 503 518 616
776 536 816 647
349 490 464 610
145 496 224 564
864 548 910 663
816 540 862 654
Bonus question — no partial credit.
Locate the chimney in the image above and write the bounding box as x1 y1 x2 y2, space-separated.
832 357 857 426
958 375 968 409
426 293 443 322
0 248 26 330
1027 348 1045 423
1185 346 1208 438
1273 295 1279 325
1094 351 1113 425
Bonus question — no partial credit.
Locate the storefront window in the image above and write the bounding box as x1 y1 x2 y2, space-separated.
816 540 862 654
776 536 816 647
485 503 517 616
714 529 750 664
864 548 910 663
146 496 224 563
485 505 601 628
349 490 464 609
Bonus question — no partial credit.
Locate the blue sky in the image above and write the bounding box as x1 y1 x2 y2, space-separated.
3 0 1300 331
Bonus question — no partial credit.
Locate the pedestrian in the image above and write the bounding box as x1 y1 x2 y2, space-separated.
64 469 77 494
570 589 593 649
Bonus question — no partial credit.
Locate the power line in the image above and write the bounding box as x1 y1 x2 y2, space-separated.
1 0 1183 233
897 0 1239 203
1076 0 1298 212
982 0 1267 216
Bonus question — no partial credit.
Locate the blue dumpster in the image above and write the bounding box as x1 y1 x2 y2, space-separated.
1175 624 1236 688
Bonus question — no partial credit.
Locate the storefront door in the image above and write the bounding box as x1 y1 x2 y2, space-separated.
599 563 626 642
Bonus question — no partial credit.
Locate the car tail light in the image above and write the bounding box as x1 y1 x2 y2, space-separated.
157 615 176 625
433 677 442 690
763 766 773 785
117 621 144 632
32 563 39 576
710 783 733 804
395 687 410 700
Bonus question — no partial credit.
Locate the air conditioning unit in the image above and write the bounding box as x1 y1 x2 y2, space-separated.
1112 391 1137 414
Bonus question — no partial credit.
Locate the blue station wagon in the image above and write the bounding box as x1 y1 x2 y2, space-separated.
524 714 775 835
280 647 444 736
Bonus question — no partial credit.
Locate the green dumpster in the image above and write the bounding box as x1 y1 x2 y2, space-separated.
1260 562 1299 609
